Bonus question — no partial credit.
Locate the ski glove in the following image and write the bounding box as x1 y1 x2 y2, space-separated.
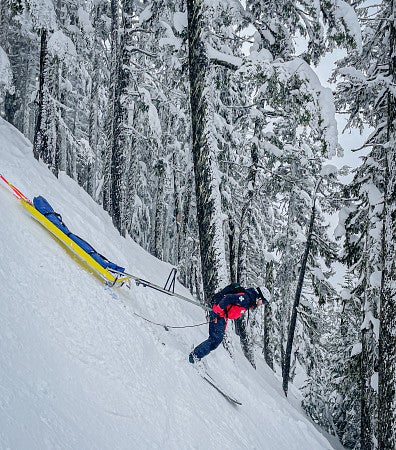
212 304 224 317
210 308 221 323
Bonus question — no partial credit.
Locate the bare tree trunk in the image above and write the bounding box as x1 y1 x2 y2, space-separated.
360 317 377 450
103 0 119 214
236 316 256 368
236 124 259 282
263 261 274 370
87 4 102 200
180 174 193 286
187 0 228 305
228 220 236 282
110 0 124 233
33 29 59 177
283 197 316 396
378 4 396 446
33 29 48 163
235 128 259 367
152 159 165 259
173 152 182 265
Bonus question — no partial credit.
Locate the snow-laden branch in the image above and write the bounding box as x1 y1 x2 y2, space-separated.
206 43 242 70
0 47 14 95
276 58 339 157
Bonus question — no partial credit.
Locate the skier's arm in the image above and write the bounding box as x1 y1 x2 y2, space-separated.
213 294 250 316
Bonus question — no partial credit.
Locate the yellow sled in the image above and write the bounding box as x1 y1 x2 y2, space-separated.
20 199 131 286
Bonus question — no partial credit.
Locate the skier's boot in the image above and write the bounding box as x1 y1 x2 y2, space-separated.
189 352 200 364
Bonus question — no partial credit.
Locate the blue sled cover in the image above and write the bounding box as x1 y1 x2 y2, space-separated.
33 196 125 273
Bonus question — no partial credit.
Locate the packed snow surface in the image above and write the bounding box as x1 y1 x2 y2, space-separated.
0 118 336 449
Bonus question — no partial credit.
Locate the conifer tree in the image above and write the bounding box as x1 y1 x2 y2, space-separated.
1 2 34 135
186 0 229 304
32 3 63 177
334 1 396 446
378 2 396 447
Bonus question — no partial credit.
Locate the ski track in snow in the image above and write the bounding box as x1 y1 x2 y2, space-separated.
0 117 337 449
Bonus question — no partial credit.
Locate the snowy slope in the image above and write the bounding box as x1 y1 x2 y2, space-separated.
0 118 336 450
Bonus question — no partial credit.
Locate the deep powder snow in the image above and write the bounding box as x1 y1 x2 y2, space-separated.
0 118 336 449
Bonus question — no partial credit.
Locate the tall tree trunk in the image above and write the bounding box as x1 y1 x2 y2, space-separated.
0 0 7 44
33 29 48 163
87 4 102 200
1 4 14 123
228 219 236 282
263 261 274 370
111 0 136 235
360 242 379 450
278 178 299 373
283 198 316 396
180 173 193 287
110 0 123 232
105 0 137 235
235 128 259 367
360 315 377 450
152 159 166 259
236 316 256 368
21 44 36 138
236 124 259 283
378 4 396 446
186 0 228 305
33 29 59 177
103 0 120 214
172 151 182 265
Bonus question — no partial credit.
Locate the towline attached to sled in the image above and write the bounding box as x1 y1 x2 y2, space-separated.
1 174 207 310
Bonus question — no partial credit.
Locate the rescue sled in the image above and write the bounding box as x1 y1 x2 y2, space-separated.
1 174 130 286
20 199 131 286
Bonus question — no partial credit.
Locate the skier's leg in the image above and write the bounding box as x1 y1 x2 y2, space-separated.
208 316 226 351
191 312 226 360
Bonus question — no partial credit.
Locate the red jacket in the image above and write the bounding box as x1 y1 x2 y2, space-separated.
212 288 259 320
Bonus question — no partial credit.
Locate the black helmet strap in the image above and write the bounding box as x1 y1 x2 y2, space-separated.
256 287 265 301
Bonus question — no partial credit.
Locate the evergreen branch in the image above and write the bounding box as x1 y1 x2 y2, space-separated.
351 124 387 151
126 126 151 140
209 57 239 70
351 142 386 152
218 159 250 169
125 47 157 58
210 31 254 44
221 103 283 117
360 17 393 21
311 234 340 260
124 28 154 34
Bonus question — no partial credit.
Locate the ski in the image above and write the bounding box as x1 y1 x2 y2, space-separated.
201 373 242 405
191 358 242 405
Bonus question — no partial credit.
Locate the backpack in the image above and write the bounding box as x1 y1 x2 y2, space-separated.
212 282 246 305
33 196 125 273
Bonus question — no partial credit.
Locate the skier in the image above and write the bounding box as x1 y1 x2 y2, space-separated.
189 286 269 363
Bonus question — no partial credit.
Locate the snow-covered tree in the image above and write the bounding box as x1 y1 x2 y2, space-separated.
0 46 14 107
378 1 396 447
302 285 361 448
334 1 396 446
186 0 229 304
